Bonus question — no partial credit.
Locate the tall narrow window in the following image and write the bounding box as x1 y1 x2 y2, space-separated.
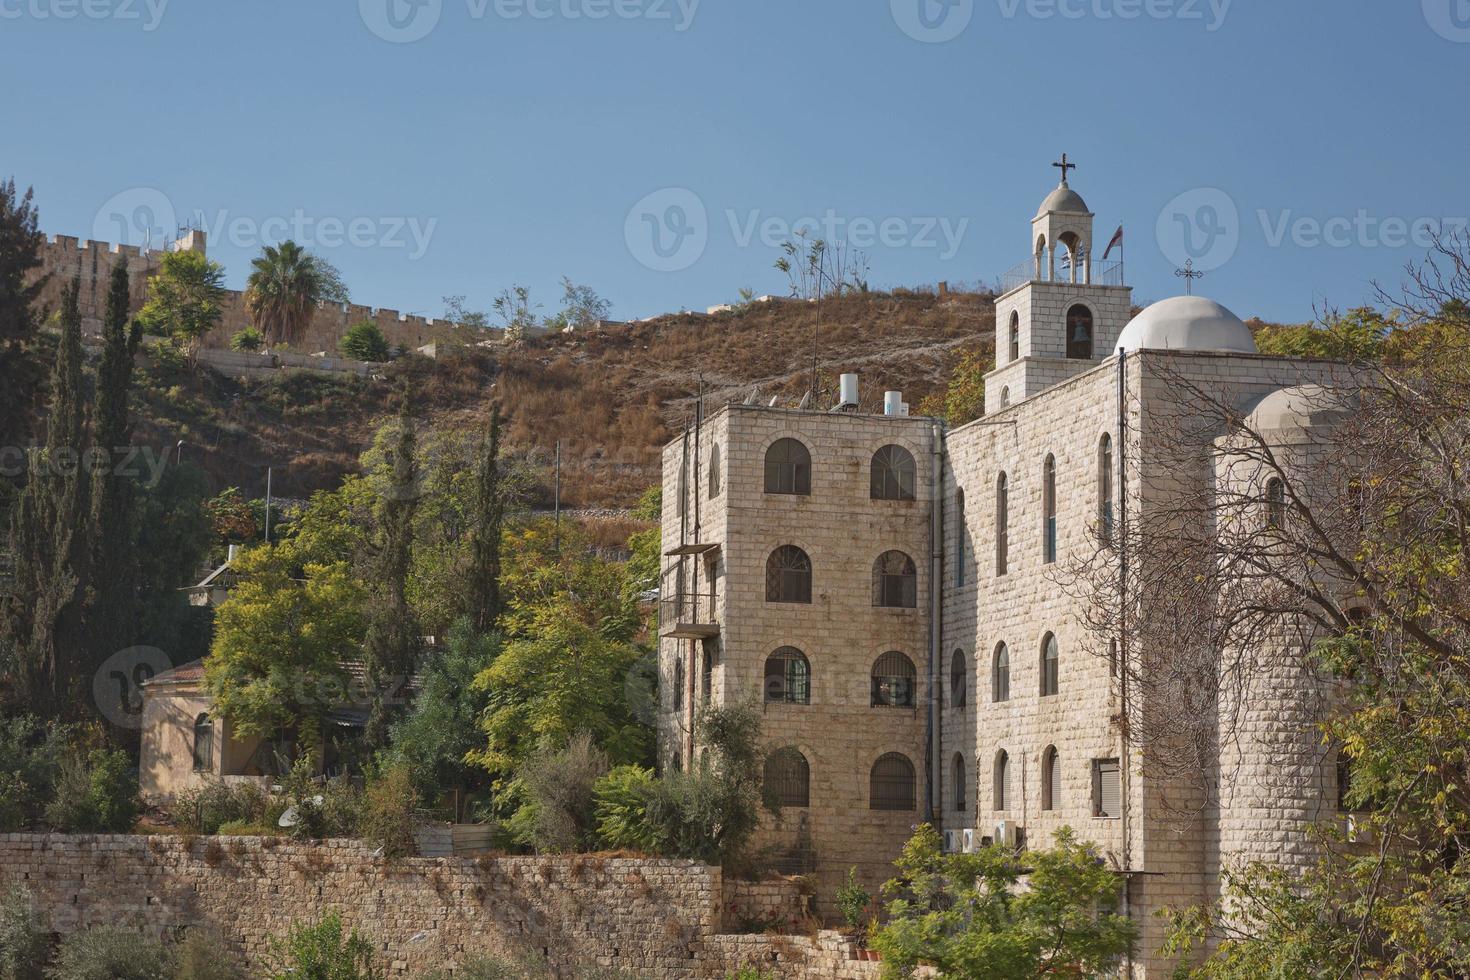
873 551 918 608
763 748 811 808
1008 312 1020 363
709 444 722 498
764 439 811 495
765 546 812 604
1042 746 1061 811
872 652 917 708
1066 304 1094 359
950 649 967 708
1098 434 1114 543
953 753 967 813
1266 478 1287 528
1336 750 1354 812
871 446 917 501
870 753 917 811
955 488 967 586
1042 454 1057 564
996 472 1009 576
994 750 1011 811
192 714 214 773
1040 633 1060 697
992 643 1010 703
678 451 689 518
700 644 714 702
1094 759 1121 818
765 647 811 704
672 659 684 713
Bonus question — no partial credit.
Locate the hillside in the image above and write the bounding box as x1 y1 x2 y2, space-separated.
128 289 998 510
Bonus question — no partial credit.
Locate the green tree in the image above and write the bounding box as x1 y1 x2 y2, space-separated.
245 241 348 348
917 345 989 424
544 278 611 333
467 405 504 634
137 249 226 359
262 914 380 980
4 278 91 719
204 543 366 749
873 825 1136 979
491 285 539 342
1253 306 1391 362
338 320 390 362
133 464 214 666
230 326 263 352
48 926 169 980
0 885 48 980
0 178 47 456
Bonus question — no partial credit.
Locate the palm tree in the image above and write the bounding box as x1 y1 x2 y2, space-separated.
244 241 348 347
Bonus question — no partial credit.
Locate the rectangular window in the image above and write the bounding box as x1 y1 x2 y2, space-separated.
1093 759 1121 818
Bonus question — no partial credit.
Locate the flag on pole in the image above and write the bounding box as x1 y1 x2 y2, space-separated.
1103 225 1124 260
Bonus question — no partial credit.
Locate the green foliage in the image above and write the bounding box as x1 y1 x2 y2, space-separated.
1253 307 1391 362
338 321 390 363
872 825 1136 979
512 734 609 853
543 278 612 333
171 780 269 835
262 914 379 980
0 178 47 450
229 327 263 352
356 767 418 859
835 867 872 931
0 716 67 831
44 748 138 833
624 486 661 611
169 931 241 980
592 765 660 852
0 886 47 980
48 926 169 980
917 345 988 424
275 759 361 841
245 241 348 348
137 250 227 355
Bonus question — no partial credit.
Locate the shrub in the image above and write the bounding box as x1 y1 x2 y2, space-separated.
229 327 264 353
169 931 240 980
214 820 275 837
592 766 659 852
261 914 379 980
276 759 360 841
48 927 169 980
513 735 608 853
0 886 48 980
357 767 418 859
173 781 269 835
0 716 68 831
835 867 871 932
44 749 139 833
338 321 390 363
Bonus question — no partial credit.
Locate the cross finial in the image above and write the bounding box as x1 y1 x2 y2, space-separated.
1053 153 1076 186
1174 259 1205 295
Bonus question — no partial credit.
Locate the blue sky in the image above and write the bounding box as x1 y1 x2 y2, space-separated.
3 0 1465 324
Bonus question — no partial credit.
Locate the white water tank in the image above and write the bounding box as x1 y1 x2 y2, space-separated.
884 391 906 417
839 374 859 408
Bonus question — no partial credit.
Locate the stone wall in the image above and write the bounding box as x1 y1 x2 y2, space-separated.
0 835 726 977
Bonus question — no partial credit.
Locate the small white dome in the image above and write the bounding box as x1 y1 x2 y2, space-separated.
1036 184 1089 216
1117 296 1257 354
1243 384 1353 432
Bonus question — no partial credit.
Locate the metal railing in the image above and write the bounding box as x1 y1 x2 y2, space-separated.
660 589 718 628
997 258 1124 294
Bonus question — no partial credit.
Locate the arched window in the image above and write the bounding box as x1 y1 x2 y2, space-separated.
764 647 811 705
765 546 812 603
763 748 810 808
672 658 684 713
709 444 722 498
1098 434 1114 543
1040 633 1060 697
950 649 967 708
871 652 916 708
870 753 916 811
1042 454 1057 564
764 439 811 495
999 386 1011 409
1066 304 1094 360
1266 478 1286 528
1042 746 1061 811
953 753 967 812
994 750 1011 811
996 472 1009 576
992 643 1010 703
955 488 967 586
1008 312 1020 363
873 551 918 608
871 445 917 501
192 714 214 773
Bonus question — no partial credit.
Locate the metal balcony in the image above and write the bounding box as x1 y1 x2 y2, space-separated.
660 590 720 640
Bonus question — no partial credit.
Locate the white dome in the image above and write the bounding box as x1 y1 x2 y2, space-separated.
1243 384 1354 432
1116 296 1257 354
1036 183 1089 216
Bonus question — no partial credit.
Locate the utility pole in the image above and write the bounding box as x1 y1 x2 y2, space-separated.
264 467 273 544
553 441 562 552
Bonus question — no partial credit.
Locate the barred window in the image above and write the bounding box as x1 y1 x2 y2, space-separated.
765 546 812 604
870 753 916 811
992 643 1010 703
763 748 810 808
996 472 1009 576
1040 633 1059 697
672 658 684 713
870 445 917 501
952 753 967 813
1042 746 1061 811
873 550 917 608
1042 453 1058 564
1266 478 1287 528
950 649 967 708
192 714 214 773
871 651 917 708
994 750 1011 811
764 647 811 705
764 439 811 495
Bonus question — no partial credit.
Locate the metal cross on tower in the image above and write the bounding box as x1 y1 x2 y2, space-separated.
1053 153 1076 185
1175 259 1205 295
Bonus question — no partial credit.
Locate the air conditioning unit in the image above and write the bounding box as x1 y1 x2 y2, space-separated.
961 828 977 853
995 821 1021 849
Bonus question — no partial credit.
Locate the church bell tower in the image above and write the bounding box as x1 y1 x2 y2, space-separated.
985 155 1134 409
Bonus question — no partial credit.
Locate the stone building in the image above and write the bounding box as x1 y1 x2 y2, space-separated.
657 167 1351 975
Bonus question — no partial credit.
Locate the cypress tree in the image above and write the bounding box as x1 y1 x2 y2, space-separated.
0 178 48 458
468 404 504 633
362 396 422 752
4 277 91 718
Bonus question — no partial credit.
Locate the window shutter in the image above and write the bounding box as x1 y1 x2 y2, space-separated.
1048 752 1062 810
1097 759 1121 818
